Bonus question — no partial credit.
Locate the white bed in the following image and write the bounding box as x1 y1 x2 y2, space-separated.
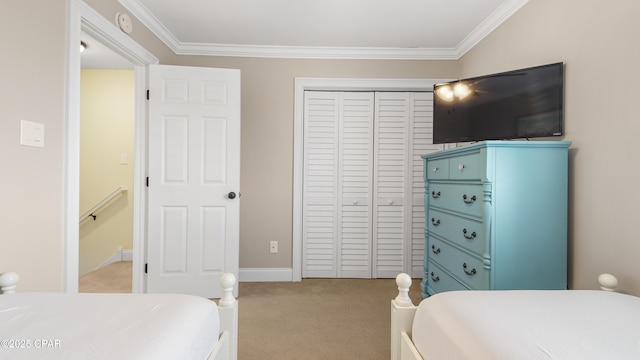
391 273 640 360
0 272 238 360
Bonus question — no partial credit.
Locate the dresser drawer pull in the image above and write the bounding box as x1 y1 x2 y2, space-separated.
462 194 477 204
431 218 441 226
463 263 477 276
432 166 439 172
430 272 440 282
458 164 465 170
463 229 477 240
431 245 441 254
431 191 441 198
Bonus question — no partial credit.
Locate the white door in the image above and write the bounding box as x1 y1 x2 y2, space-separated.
302 91 441 279
372 92 411 278
302 91 374 278
147 64 240 298
373 92 440 278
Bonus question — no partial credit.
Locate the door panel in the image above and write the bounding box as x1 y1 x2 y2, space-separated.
147 64 240 298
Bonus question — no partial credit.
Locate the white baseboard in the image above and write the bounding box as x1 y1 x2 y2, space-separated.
239 268 293 282
121 249 133 261
96 248 133 270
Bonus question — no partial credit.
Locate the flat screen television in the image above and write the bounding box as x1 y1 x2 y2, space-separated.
432 62 564 144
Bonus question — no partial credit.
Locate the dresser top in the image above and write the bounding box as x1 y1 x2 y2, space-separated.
422 140 572 159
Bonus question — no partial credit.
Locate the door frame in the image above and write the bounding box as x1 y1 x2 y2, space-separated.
65 0 158 292
292 78 452 281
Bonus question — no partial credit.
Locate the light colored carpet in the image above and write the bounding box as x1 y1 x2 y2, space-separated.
77 262 424 359
238 278 422 360
79 261 132 293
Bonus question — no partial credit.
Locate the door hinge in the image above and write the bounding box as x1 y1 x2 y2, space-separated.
146 89 150 100
146 177 149 187
145 263 148 274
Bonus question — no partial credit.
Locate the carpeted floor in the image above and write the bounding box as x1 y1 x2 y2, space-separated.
238 278 422 360
79 261 132 293
79 262 423 359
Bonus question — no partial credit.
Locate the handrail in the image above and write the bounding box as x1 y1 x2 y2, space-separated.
79 186 128 223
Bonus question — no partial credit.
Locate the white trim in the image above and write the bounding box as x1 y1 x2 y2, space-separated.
131 65 149 293
65 0 158 293
118 0 528 60
239 268 293 282
455 0 529 58
292 78 452 282
175 43 458 60
94 248 133 271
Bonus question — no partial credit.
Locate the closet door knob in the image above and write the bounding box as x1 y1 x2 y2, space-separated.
228 192 237 199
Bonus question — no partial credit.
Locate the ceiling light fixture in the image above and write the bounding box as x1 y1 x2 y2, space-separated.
80 41 87 52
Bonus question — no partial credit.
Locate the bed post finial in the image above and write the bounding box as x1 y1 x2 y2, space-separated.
0 272 19 294
598 273 618 292
395 273 414 307
219 273 237 307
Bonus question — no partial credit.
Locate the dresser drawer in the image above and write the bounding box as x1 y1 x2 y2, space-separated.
449 152 485 180
425 158 449 180
427 209 486 256
428 238 489 290
428 183 484 218
426 262 468 294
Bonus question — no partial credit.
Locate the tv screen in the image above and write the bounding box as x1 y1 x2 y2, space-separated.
433 62 564 144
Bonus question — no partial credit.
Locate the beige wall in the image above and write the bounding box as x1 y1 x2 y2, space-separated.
460 0 640 295
0 0 67 291
79 70 135 275
5 0 638 293
174 57 459 268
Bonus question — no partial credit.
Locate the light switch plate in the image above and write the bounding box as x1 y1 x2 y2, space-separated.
20 120 45 148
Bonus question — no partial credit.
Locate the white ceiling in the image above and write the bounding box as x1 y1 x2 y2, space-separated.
118 0 529 60
81 32 134 70
80 0 529 68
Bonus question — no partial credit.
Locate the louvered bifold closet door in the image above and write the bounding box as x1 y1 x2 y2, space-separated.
302 91 374 278
339 92 375 278
373 92 438 278
373 93 409 278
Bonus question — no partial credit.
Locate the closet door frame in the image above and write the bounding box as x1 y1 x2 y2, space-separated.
293 78 452 281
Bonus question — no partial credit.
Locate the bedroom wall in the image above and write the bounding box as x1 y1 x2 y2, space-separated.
0 0 67 291
10 0 633 292
0 0 454 290
0 0 176 291
79 69 135 276
460 0 640 295
173 56 459 270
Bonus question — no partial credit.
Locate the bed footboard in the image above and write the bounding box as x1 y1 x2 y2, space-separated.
211 273 238 360
391 273 421 360
0 272 19 294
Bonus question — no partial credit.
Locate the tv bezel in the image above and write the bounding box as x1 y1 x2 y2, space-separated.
432 62 564 144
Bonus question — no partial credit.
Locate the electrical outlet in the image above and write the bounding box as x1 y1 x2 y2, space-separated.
270 241 278 254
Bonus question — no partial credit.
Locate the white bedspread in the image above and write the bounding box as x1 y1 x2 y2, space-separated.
0 292 219 359
412 290 640 360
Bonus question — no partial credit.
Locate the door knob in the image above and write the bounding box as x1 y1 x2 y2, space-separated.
228 192 237 199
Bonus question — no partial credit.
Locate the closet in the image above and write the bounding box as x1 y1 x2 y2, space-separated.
302 91 445 278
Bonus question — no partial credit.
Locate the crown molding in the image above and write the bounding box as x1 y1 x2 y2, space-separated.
118 0 182 52
174 43 459 60
454 0 529 58
119 0 528 60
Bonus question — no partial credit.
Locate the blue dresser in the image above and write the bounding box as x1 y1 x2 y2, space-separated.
421 141 571 298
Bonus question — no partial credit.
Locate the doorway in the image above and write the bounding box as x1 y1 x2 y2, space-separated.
65 0 158 293
78 32 135 292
